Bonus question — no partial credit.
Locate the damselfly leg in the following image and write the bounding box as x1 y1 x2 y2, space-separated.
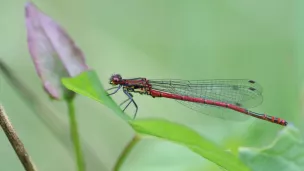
106 85 122 96
119 98 131 106
122 89 138 119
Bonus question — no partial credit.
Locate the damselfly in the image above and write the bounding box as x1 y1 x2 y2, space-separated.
107 74 287 126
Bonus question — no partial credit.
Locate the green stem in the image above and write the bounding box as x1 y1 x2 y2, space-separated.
67 99 85 171
114 135 140 171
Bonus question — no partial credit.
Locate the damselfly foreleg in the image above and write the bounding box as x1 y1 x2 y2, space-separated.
106 85 122 96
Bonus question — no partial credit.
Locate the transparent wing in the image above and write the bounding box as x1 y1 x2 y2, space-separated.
149 79 263 121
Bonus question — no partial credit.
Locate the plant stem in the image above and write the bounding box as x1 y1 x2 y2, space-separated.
0 105 38 171
0 59 108 170
67 99 85 171
114 135 140 171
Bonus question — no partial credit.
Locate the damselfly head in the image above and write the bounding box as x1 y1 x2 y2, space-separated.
109 74 122 85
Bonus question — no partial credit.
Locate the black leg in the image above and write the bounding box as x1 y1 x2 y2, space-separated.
119 92 133 106
120 98 130 106
107 85 122 96
122 99 132 112
122 89 138 119
106 86 119 91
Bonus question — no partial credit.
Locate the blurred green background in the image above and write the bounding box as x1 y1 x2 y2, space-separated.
0 0 302 171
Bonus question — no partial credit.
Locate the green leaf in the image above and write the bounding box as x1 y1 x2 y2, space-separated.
130 119 250 171
61 70 131 120
239 126 304 171
61 70 249 171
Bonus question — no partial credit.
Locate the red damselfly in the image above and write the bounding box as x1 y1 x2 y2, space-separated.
107 74 288 126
